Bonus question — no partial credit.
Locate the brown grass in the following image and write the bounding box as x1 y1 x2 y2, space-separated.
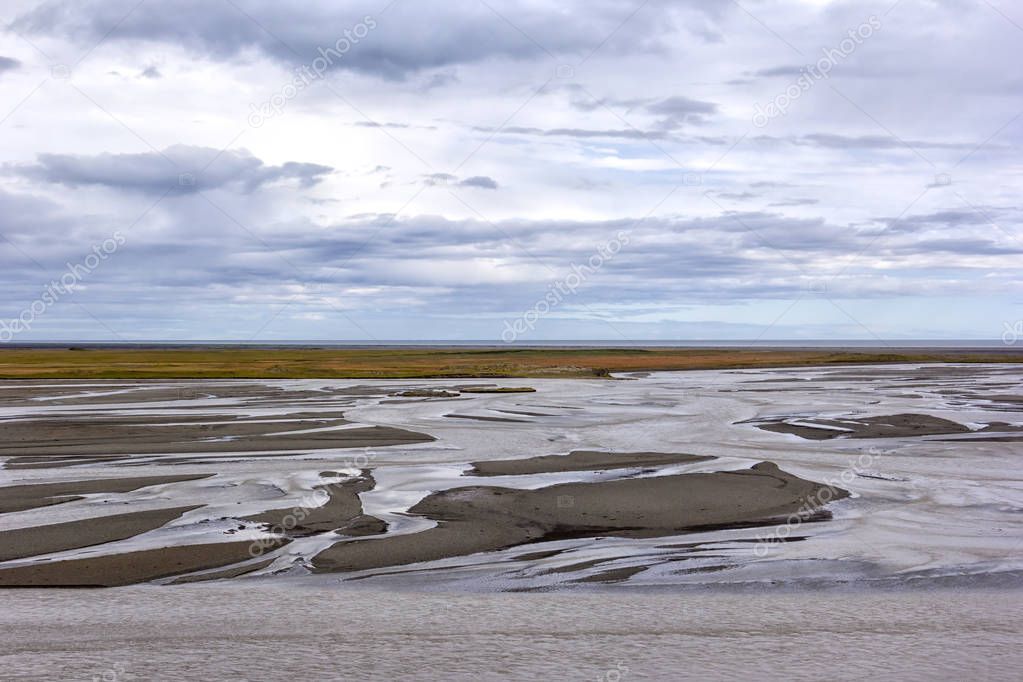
0 346 1019 379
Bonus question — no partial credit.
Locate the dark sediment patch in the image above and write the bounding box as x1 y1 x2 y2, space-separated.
0 505 201 562
0 382 392 408
391 389 460 398
444 414 530 423
0 414 434 458
467 450 715 476
243 472 386 538
0 538 290 587
167 557 276 584
459 387 536 394
754 413 971 440
0 474 213 514
514 549 566 562
3 455 135 470
312 462 847 574
493 409 557 417
571 565 649 583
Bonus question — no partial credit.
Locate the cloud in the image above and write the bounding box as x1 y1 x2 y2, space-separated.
458 176 499 190
752 65 804 77
420 173 499 189
354 121 409 129
477 125 674 141
422 173 457 186
759 133 981 151
12 0 693 79
12 146 333 194
644 95 718 129
0 56 20 74
560 89 717 130
2 0 1020 339
768 198 819 207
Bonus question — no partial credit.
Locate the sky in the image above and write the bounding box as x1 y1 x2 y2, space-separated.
0 0 1021 342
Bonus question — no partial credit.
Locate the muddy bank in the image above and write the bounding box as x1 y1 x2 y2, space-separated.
0 474 213 514
312 462 847 574
0 505 201 562
0 415 434 458
0 539 290 587
244 472 386 538
467 450 714 476
754 413 971 440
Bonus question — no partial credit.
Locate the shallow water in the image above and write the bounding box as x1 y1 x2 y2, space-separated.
1 363 1022 589
1 584 1021 681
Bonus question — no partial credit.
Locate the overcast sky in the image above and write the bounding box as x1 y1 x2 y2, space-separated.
1 0 1021 342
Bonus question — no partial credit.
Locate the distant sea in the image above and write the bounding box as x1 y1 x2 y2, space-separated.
7 339 1016 349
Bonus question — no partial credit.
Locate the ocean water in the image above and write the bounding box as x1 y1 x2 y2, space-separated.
8 339 1019 348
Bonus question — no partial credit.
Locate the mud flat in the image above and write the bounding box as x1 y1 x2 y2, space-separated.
0 505 201 562
312 462 847 574
0 414 434 459
0 474 213 513
243 471 386 538
753 413 973 440
0 539 290 587
467 450 715 476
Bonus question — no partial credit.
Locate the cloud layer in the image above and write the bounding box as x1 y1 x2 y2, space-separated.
0 0 1020 341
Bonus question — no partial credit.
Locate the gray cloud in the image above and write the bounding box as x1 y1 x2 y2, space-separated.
717 192 758 200
2 0 1019 340
458 176 499 190
12 146 332 194
768 198 819 207
752 65 803 77
420 173 499 189
0 56 20 74
765 134 982 151
645 95 718 129
12 0 694 79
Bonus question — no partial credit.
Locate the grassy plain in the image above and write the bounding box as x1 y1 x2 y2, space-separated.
0 346 1019 379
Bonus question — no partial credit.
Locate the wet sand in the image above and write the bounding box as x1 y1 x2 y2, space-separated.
0 474 213 514
244 471 386 538
754 413 972 440
0 539 290 587
0 415 433 458
0 505 201 562
468 450 715 476
313 462 847 574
